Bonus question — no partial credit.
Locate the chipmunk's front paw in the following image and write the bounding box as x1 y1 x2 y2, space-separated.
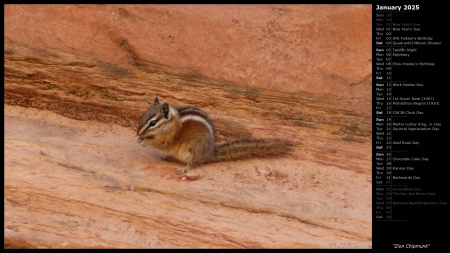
137 137 146 146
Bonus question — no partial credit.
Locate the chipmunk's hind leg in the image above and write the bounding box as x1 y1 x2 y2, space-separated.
175 165 193 173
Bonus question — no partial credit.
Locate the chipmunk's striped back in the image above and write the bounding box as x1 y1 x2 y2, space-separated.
176 106 215 141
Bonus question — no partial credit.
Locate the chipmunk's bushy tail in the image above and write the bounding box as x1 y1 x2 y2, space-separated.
212 139 292 163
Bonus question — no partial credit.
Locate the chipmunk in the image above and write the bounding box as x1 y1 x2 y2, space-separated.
137 97 291 173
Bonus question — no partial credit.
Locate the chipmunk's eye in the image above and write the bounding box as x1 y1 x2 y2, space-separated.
149 120 158 127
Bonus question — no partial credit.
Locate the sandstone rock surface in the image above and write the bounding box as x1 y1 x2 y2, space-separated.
4 4 372 248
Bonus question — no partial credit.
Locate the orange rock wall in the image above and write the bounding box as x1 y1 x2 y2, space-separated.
5 4 371 103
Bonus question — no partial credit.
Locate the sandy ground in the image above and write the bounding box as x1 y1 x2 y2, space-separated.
4 104 372 248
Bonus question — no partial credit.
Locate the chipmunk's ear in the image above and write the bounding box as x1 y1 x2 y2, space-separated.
162 103 170 119
154 97 160 105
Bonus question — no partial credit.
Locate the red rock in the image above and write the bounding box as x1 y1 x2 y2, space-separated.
4 5 372 248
